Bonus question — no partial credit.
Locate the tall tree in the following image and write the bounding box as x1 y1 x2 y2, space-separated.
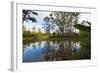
58 12 80 33
66 12 73 32
43 15 55 37
72 12 80 33
43 16 50 36
51 12 80 34
51 12 66 33
52 12 68 34
49 13 55 32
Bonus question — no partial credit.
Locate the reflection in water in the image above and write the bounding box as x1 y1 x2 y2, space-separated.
23 39 90 62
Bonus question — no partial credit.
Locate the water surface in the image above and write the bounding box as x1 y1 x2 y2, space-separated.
23 39 90 62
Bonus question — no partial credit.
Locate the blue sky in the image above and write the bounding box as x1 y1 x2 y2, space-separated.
23 11 91 32
23 11 51 32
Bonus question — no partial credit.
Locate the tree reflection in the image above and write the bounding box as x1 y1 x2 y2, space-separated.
23 38 90 62
43 40 81 61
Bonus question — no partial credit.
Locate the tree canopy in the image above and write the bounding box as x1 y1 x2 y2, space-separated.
23 10 38 23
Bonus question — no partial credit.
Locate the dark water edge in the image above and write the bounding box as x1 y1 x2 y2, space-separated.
23 58 91 63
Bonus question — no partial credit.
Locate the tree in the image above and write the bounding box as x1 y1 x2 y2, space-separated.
42 12 80 37
23 10 38 23
43 16 50 34
72 13 80 33
52 12 68 34
43 16 55 37
48 13 55 32
50 12 80 34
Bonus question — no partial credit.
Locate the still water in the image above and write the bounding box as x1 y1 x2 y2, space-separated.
23 40 90 62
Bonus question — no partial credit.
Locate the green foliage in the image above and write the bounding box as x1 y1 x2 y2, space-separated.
74 24 91 32
74 24 91 39
23 10 38 23
23 31 49 41
43 16 51 34
43 16 55 37
52 12 80 33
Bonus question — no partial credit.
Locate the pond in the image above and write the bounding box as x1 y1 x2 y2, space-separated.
23 39 91 62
